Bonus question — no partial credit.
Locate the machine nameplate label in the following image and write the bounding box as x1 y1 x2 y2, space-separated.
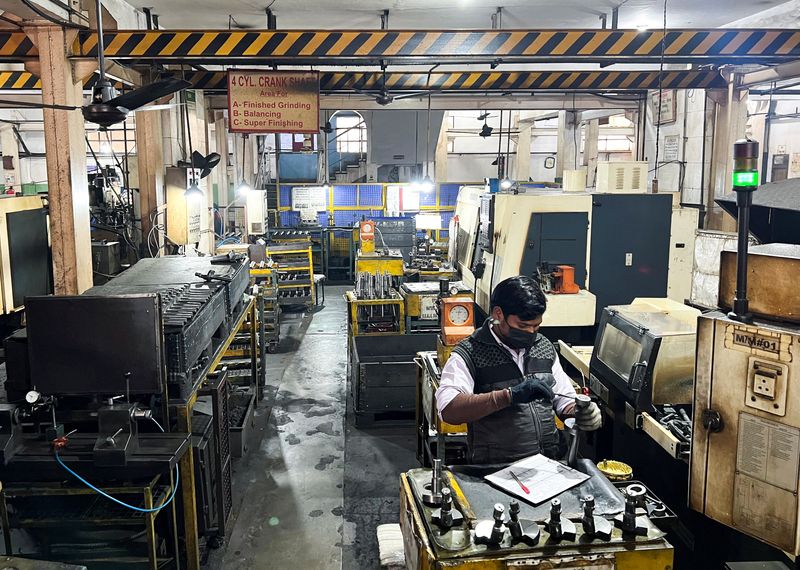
736 413 800 492
725 324 793 363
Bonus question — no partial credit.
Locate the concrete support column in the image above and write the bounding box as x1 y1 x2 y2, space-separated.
161 105 181 167
0 124 20 192
556 110 577 181
435 111 448 183
246 133 257 185
135 110 164 255
707 80 748 230
213 111 229 207
584 119 600 188
25 24 91 294
515 119 531 182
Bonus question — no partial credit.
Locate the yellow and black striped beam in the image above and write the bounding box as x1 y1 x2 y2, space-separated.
0 32 36 60
184 69 726 92
0 70 125 91
0 69 725 93
0 70 40 89
70 29 800 64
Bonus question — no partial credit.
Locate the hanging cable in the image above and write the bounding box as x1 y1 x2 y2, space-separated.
505 108 512 175
149 417 165 433
496 110 504 178
54 452 179 513
653 0 668 177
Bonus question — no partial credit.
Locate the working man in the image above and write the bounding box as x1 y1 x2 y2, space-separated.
436 275 602 464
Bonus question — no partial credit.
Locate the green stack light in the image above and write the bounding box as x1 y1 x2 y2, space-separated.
732 170 759 188
732 138 760 191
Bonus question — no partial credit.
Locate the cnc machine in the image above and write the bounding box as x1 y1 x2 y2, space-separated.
452 185 677 341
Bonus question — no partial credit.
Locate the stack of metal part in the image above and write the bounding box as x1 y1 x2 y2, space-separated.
91 257 250 321
86 257 250 399
657 406 692 446
354 271 396 300
160 284 227 398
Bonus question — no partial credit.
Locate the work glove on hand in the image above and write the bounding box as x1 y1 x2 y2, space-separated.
509 374 554 405
575 401 602 431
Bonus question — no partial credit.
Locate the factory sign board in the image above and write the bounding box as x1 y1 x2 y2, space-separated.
663 135 680 162
291 186 327 212
228 70 319 134
650 89 676 125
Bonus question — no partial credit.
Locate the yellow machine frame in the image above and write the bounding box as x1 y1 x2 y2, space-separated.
345 290 406 336
400 472 674 570
355 254 405 276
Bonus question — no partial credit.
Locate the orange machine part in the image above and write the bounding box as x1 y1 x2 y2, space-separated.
441 297 475 345
552 265 580 294
359 220 375 241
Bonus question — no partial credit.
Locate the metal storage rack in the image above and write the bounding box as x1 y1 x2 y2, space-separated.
265 243 316 308
0 468 180 569
250 267 281 353
268 228 324 275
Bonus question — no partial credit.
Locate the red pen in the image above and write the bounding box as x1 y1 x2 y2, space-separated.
509 470 530 495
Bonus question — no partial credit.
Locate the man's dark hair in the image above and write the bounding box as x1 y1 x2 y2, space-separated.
490 275 547 320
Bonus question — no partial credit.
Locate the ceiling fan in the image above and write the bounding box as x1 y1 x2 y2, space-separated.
354 68 432 106
478 113 494 137
177 151 222 180
0 0 190 128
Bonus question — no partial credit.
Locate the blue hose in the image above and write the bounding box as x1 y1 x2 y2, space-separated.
54 451 180 513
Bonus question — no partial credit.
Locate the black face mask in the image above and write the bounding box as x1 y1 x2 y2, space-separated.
497 321 538 350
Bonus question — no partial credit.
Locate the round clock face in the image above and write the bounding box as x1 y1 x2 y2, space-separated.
449 304 470 326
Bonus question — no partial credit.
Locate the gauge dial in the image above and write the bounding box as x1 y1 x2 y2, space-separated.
448 304 470 326
25 390 40 404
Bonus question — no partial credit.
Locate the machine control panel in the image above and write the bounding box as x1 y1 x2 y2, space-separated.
478 194 495 253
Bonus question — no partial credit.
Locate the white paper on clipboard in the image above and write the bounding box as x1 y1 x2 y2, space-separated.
485 454 589 505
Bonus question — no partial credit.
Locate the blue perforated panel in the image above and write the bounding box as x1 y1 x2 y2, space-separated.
441 211 454 229
280 211 300 226
333 185 357 206
334 210 362 227
440 184 461 206
280 185 292 208
419 189 437 207
359 184 383 207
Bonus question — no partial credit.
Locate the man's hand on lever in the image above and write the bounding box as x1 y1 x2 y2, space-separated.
508 375 554 405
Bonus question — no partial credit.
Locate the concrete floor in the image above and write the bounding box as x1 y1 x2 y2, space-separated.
208 286 418 570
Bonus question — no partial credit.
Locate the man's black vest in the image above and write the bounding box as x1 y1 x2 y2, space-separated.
452 320 561 464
